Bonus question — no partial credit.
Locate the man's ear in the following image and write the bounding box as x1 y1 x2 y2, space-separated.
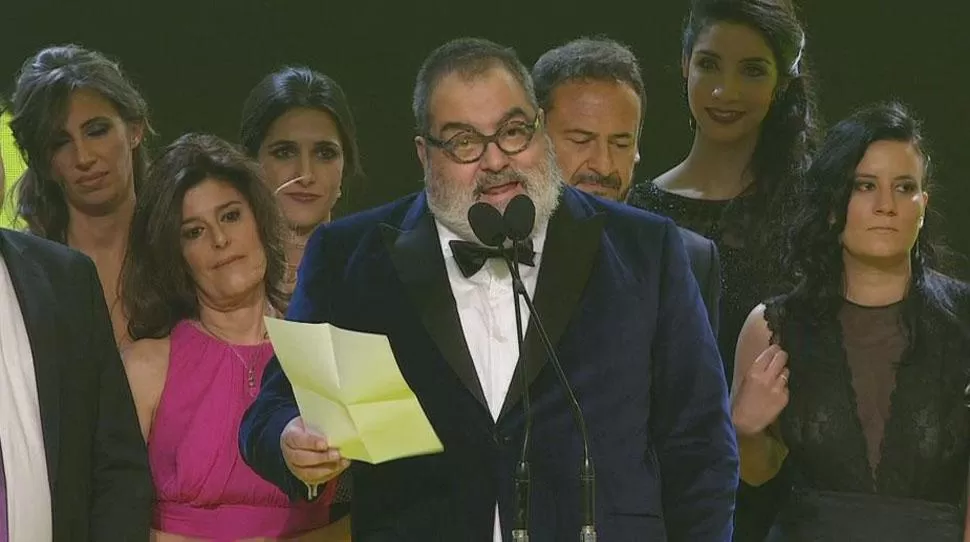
415 136 428 172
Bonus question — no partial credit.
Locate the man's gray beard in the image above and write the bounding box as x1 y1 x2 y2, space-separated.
424 144 564 244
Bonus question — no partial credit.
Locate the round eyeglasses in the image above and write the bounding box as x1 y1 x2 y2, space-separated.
423 112 542 164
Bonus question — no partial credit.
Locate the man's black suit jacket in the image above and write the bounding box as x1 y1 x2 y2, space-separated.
0 229 152 541
678 227 721 336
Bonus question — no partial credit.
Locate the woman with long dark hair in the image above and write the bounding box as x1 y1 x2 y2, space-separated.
627 0 819 383
731 102 970 540
626 6 819 532
8 44 152 345
240 66 362 301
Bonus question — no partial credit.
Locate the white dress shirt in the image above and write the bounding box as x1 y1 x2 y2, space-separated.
435 218 547 542
0 255 53 541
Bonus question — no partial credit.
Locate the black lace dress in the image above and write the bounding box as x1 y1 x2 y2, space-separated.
762 271 970 541
627 181 771 386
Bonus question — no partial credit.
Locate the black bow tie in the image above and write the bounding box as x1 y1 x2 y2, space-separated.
449 239 535 278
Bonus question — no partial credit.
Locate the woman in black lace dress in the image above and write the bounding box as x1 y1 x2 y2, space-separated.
731 102 970 541
626 0 819 385
627 5 820 535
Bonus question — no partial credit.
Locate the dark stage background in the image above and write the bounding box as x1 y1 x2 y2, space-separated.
3 0 967 276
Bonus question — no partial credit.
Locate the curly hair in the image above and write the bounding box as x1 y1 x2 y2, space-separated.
122 133 287 340
780 101 954 354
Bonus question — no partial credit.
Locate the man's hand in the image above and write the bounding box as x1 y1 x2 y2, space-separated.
281 417 350 487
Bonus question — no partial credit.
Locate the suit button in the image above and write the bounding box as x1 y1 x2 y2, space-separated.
493 432 513 446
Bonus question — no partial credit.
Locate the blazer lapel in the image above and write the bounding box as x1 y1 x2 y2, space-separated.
0 232 63 491
499 189 604 420
380 195 489 412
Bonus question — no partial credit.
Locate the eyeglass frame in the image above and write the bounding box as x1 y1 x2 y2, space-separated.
421 109 544 164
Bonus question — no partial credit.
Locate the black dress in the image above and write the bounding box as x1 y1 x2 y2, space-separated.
627 181 770 385
628 180 794 541
762 271 970 541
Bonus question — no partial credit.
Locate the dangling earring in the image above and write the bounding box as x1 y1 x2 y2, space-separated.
918 215 925 228
684 82 696 131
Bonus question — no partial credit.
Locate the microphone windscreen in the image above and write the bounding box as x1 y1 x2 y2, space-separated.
468 202 507 247
503 194 536 241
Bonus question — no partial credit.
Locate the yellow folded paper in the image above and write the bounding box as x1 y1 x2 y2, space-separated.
264 317 444 463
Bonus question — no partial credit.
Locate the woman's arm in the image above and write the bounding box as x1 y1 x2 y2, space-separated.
732 304 790 486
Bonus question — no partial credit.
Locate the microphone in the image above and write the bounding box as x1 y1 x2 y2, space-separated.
502 194 535 243
501 195 597 542
468 202 507 248
468 202 533 542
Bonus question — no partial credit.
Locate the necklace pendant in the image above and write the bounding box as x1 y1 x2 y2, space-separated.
247 367 257 396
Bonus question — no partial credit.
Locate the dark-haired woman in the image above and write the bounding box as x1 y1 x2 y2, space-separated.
628 0 818 384
240 66 362 300
732 102 970 540
9 44 152 346
121 134 347 540
626 5 819 533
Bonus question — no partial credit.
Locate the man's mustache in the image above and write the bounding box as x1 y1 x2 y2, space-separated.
473 169 530 197
574 172 621 190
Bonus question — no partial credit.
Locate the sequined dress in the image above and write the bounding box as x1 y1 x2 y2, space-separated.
627 181 769 385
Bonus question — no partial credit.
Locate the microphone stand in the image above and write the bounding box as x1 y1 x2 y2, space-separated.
503 240 597 542
506 240 532 542
466 201 538 540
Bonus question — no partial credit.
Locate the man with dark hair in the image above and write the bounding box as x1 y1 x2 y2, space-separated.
412 38 538 136
534 37 721 334
241 37 737 541
532 38 645 202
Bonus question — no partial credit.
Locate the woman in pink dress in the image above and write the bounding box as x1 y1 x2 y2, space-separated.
120 133 345 540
